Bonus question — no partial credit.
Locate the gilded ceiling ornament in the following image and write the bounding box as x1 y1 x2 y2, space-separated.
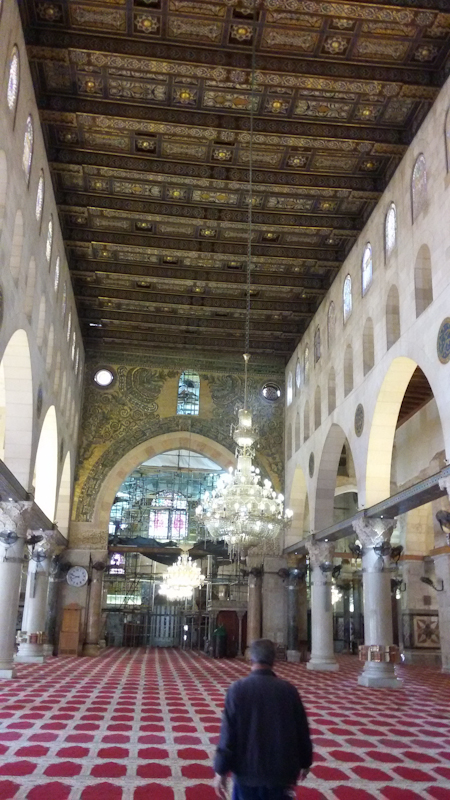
414 44 439 63
323 35 349 54
134 13 159 34
36 2 62 21
231 24 253 41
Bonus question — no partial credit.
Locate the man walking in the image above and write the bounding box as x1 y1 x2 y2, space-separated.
213 639 313 800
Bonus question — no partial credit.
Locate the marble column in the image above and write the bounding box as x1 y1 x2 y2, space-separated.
262 556 287 646
353 518 401 689
0 501 33 678
83 559 107 656
16 537 55 663
236 609 246 657
435 480 450 673
306 539 338 672
286 561 307 662
246 568 262 655
44 557 61 657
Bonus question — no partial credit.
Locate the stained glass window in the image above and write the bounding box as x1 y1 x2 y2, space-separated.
362 243 372 295
412 153 427 222
177 371 200 415
36 172 44 222
67 310 72 342
327 301 335 349
295 359 301 390
304 345 310 385
22 115 34 183
149 491 188 541
385 202 397 259
54 256 60 292
314 326 321 364
46 216 53 263
343 274 352 322
7 46 19 113
287 372 293 406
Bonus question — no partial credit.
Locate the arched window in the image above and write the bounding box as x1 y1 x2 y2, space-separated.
303 345 310 385
22 115 34 184
343 274 352 323
46 216 53 264
7 46 20 114
327 301 335 349
286 372 293 406
177 370 200 415
54 256 60 293
314 327 321 364
149 491 188 542
36 172 44 223
361 243 372 295
411 153 427 222
385 202 396 260
295 359 301 392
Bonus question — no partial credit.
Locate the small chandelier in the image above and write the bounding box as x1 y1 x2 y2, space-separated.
159 548 205 601
196 356 292 552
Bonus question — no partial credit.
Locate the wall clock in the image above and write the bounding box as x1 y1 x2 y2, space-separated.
66 566 89 587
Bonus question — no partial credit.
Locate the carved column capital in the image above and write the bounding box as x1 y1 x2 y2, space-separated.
306 537 335 569
0 502 33 550
439 477 450 499
352 517 396 549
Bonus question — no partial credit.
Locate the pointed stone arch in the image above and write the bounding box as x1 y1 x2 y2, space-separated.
386 284 400 349
314 424 358 532
363 317 375 375
0 330 33 487
34 406 58 521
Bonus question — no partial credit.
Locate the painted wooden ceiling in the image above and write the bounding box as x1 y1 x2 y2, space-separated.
20 0 450 356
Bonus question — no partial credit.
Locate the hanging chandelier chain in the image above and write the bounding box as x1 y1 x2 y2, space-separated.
245 18 258 360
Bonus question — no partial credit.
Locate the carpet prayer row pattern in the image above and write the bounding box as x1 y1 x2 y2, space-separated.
0 649 449 800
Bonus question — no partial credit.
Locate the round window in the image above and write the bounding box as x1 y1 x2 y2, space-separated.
261 382 281 402
94 368 114 387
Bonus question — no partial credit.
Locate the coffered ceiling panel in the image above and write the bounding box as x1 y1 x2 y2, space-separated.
20 0 450 356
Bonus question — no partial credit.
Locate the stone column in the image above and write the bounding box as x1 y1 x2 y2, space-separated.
262 556 287 646
306 539 338 672
83 559 107 656
44 556 61 657
237 609 246 657
435 481 450 673
353 518 401 689
352 573 364 646
246 568 262 655
0 501 33 678
16 536 56 663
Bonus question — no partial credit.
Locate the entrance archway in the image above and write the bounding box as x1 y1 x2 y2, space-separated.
91 431 236 531
0 330 33 488
34 406 58 521
314 424 358 532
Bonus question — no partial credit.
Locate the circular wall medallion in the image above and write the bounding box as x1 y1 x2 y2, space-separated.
261 381 281 402
437 318 450 364
308 452 315 478
36 385 43 419
355 403 364 437
94 367 115 387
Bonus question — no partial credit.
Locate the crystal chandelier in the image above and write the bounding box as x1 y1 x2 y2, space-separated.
159 549 205 601
196 356 292 551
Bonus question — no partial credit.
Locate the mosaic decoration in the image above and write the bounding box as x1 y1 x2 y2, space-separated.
354 403 364 437
343 274 352 323
22 115 34 184
437 317 450 365
35 172 44 222
7 46 19 113
327 301 336 349
361 243 373 296
412 153 428 222
46 216 53 263
309 451 315 478
385 202 397 259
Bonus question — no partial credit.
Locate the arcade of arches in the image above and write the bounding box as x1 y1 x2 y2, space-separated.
1 0 450 797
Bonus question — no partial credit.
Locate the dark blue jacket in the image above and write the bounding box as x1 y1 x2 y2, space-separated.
214 668 313 787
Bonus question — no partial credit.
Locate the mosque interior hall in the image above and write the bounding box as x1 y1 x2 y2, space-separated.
1 0 450 796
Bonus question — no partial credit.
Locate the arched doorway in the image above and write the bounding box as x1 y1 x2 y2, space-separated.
34 406 58 521
0 330 33 488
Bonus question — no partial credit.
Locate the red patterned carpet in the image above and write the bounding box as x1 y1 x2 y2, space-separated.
0 649 449 800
